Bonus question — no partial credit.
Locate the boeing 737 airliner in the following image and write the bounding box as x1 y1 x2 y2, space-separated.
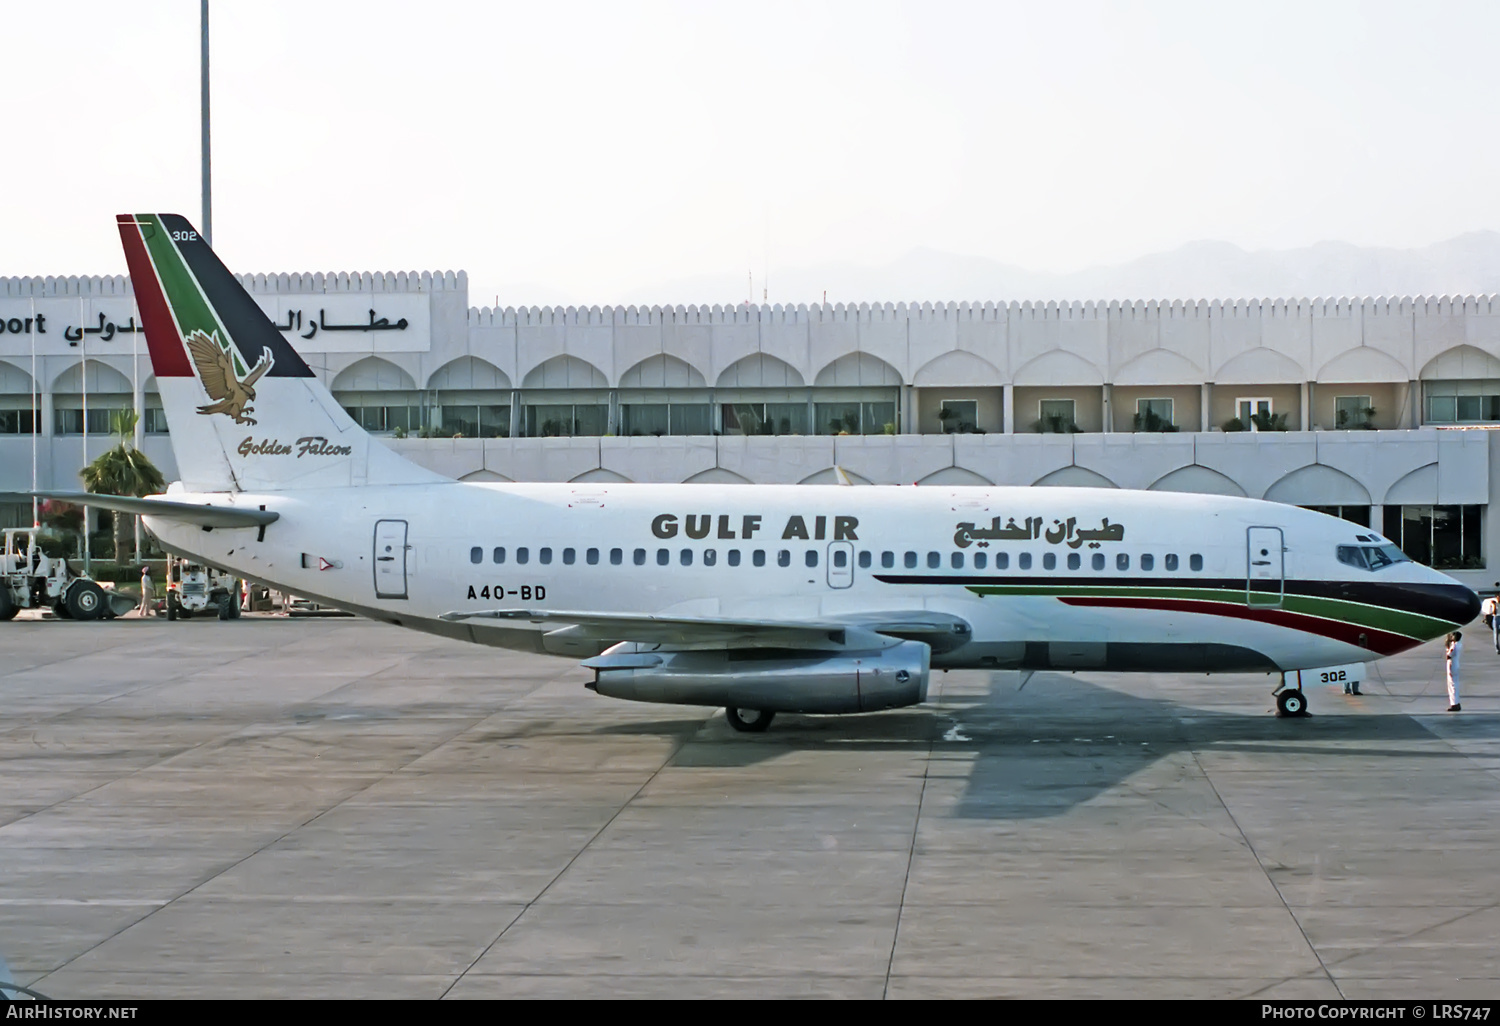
42 214 1480 730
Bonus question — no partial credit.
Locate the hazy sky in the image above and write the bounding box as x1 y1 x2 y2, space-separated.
6 0 1500 305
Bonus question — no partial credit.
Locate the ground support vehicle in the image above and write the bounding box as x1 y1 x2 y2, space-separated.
165 559 242 621
0 528 135 621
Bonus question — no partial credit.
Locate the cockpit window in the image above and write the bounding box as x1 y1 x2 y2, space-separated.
1338 544 1410 571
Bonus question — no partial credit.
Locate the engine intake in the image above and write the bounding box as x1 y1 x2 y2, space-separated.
585 641 931 714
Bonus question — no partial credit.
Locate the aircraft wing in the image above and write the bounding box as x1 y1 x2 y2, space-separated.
440 608 970 650
18 491 279 530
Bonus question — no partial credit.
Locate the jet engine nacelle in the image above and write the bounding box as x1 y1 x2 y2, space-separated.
584 640 931 714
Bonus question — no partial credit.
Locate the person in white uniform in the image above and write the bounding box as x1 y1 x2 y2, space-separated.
1484 595 1500 653
137 565 154 617
1445 631 1463 712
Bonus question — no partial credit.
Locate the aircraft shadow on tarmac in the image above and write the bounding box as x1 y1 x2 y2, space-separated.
592 672 1490 821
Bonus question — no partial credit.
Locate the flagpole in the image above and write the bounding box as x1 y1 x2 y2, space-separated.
133 300 141 561
201 0 212 246
80 296 89 574
30 297 38 528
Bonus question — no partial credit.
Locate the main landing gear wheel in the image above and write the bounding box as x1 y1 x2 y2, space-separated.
1276 689 1308 717
726 707 775 733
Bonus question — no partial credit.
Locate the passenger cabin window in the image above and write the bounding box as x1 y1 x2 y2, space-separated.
516 547 530 565
680 549 693 566
494 547 506 564
858 551 871 569
882 551 895 569
1164 554 1178 571
1043 553 1056 570
539 547 552 565
704 549 717 566
805 550 818 568
993 552 1007 569
950 552 963 569
657 549 670 566
1140 554 1153 571
1116 554 1129 570
728 550 741 566
586 548 599 565
834 549 848 568
1018 553 1031 570
1093 553 1105 570
1067 553 1080 570
974 552 987 569
778 550 791 567
563 548 576 565
927 552 941 569
905 552 918 569
1189 554 1203 571
753 550 766 567
632 548 645 565
609 548 621 565
469 547 482 564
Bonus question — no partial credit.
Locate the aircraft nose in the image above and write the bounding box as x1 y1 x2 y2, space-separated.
1429 579 1482 632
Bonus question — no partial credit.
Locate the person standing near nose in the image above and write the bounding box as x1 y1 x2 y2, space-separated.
1484 594 1500 653
1446 631 1463 712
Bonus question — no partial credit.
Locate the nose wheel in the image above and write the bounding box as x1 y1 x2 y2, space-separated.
1275 687 1309 717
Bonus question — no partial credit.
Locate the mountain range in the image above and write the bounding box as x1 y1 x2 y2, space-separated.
615 231 1500 308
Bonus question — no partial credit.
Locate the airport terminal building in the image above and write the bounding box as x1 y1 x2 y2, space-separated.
2 271 1498 589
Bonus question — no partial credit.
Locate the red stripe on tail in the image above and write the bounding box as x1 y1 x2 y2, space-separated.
115 215 193 378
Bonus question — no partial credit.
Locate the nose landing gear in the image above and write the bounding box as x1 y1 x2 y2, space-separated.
1274 686 1309 717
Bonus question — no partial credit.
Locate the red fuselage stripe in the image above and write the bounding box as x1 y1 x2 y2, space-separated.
115 215 192 377
1056 595 1419 657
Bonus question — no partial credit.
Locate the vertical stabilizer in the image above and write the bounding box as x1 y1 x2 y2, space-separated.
116 213 443 492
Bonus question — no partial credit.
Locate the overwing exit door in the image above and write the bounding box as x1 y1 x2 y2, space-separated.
1246 526 1284 607
374 519 409 600
826 542 854 589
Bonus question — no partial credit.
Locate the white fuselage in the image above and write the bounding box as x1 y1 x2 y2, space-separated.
143 482 1474 675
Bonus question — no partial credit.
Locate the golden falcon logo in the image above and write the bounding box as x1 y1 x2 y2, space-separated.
185 329 274 425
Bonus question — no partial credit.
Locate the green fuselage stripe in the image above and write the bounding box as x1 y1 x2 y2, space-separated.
963 583 1452 640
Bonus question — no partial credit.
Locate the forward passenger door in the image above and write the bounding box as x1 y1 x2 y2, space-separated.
1246 526 1284 608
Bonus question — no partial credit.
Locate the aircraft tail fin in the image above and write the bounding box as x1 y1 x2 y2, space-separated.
115 213 444 492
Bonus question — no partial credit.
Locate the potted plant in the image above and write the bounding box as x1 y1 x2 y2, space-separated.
1132 409 1179 433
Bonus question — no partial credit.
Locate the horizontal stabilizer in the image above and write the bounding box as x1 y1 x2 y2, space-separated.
21 491 279 529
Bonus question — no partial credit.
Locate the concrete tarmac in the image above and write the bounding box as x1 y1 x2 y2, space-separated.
2 616 1497 999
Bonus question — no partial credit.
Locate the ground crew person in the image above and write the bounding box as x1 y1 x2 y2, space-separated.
1484 594 1500 653
1446 631 1463 712
137 565 154 617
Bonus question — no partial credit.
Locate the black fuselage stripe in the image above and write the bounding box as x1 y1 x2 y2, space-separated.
870 574 1475 625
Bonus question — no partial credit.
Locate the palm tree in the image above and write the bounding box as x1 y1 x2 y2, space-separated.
80 410 166 564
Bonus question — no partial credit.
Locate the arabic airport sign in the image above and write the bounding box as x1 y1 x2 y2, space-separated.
0 293 431 357
0 299 150 360
253 294 430 353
